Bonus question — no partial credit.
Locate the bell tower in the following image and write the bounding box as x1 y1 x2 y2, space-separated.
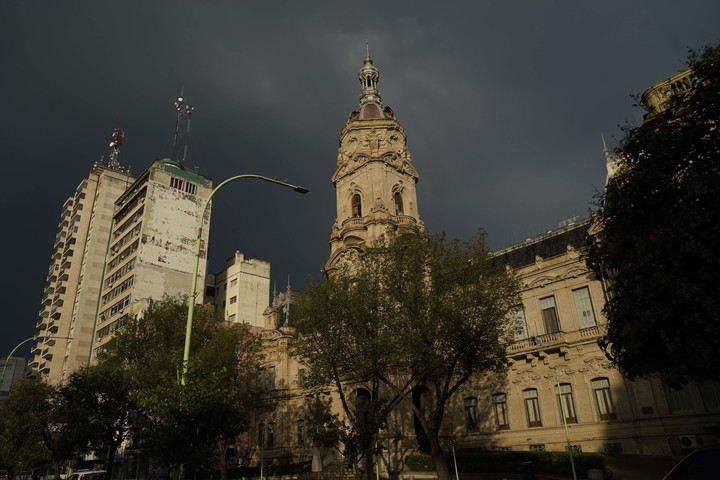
326 47 423 271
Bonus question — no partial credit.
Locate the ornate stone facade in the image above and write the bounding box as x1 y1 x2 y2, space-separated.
326 49 423 272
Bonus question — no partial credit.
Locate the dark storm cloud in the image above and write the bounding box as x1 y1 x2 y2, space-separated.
2 1 718 357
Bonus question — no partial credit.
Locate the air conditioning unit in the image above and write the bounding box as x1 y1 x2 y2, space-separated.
679 435 697 449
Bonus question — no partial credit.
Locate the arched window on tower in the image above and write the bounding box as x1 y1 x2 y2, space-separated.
394 192 404 215
351 194 362 217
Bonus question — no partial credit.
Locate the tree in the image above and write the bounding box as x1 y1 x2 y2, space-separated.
587 45 720 387
293 231 521 480
59 363 137 479
103 295 264 480
0 380 88 480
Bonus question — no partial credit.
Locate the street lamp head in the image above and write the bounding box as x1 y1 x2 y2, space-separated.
293 186 310 194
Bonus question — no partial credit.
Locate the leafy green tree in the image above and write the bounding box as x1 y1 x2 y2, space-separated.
293 231 520 480
0 380 87 480
103 295 264 480
59 363 137 479
587 45 720 386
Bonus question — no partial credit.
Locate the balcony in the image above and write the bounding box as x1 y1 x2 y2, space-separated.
508 325 604 357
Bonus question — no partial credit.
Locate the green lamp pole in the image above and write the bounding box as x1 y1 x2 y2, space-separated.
1 335 73 386
181 174 308 385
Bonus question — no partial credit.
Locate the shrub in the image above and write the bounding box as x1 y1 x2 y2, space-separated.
405 452 434 472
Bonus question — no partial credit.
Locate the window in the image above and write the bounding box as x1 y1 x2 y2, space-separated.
592 378 616 420
170 177 183 190
351 194 362 217
512 307 528 340
258 422 264 447
230 278 237 287
700 380 720 412
264 365 276 390
523 389 542 427
664 384 695 414
394 192 404 215
230 296 237 304
464 397 478 430
540 296 561 333
573 287 597 328
297 420 306 446
184 182 197 195
557 383 578 424
493 393 510 430
267 422 274 448
297 367 306 385
228 314 236 322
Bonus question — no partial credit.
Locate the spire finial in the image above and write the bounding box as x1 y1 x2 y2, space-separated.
358 42 381 106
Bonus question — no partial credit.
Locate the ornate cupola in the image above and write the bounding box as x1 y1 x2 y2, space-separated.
325 46 424 272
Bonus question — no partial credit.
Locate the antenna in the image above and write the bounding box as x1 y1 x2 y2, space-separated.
171 92 184 161
181 103 194 165
108 128 124 171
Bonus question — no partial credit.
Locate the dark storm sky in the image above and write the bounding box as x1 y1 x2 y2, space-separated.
2 1 718 358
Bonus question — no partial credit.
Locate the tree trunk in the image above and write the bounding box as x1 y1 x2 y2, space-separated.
428 437 450 480
217 438 229 480
105 442 119 479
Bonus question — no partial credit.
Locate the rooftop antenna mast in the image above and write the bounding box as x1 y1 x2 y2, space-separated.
170 89 195 166
182 103 194 165
107 128 124 171
171 89 185 162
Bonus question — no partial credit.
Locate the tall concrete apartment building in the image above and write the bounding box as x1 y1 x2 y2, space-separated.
31 136 134 383
92 158 213 358
30 127 217 377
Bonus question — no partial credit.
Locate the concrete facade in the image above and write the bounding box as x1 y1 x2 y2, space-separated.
92 159 213 357
212 251 271 328
30 162 134 383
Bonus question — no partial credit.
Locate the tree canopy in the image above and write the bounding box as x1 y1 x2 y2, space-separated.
292 231 520 480
588 45 720 386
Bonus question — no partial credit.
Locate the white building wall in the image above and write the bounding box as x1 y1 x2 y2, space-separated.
213 251 271 328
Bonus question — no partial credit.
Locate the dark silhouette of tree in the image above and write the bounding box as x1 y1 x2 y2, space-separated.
588 45 720 387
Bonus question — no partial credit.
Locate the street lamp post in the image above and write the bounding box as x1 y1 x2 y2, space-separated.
1 335 73 387
181 174 308 384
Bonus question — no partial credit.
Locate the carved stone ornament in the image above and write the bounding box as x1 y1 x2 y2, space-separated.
578 356 612 375
511 369 542 385
544 364 576 381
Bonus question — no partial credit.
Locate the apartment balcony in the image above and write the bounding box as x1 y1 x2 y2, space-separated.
41 348 53 360
39 363 50 374
50 309 61 320
31 343 43 355
47 320 59 333
38 307 49 318
27 358 39 368
36 317 48 329
58 270 69 281
51 296 64 308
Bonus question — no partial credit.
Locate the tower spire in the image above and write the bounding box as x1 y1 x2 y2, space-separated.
358 42 381 106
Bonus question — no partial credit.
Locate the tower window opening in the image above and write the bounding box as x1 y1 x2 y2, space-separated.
394 192 404 215
351 194 362 217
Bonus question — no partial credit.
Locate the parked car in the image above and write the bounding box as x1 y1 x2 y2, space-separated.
64 472 105 480
662 445 720 479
